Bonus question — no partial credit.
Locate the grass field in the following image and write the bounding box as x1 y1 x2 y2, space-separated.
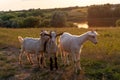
0 27 120 80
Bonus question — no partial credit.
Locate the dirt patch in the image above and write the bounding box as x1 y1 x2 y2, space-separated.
0 46 32 80
0 46 86 80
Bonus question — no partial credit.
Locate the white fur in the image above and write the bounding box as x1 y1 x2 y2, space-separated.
46 31 58 56
18 31 49 67
45 31 62 70
59 31 98 72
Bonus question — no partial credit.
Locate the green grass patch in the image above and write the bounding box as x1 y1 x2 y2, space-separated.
0 27 120 80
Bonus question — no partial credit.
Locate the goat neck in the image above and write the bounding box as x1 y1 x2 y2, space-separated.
77 32 89 45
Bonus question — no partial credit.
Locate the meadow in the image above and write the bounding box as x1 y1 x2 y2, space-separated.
0 27 120 80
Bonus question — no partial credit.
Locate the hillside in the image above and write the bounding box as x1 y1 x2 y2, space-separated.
1 4 120 28
0 6 88 28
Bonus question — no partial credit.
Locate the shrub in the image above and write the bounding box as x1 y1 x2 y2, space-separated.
116 19 120 27
50 11 67 27
39 19 50 27
66 22 77 27
0 19 3 27
0 13 15 21
23 16 40 28
9 18 24 28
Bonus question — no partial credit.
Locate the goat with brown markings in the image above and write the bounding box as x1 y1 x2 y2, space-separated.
45 31 63 70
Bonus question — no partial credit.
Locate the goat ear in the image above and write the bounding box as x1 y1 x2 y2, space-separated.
56 32 63 37
40 30 44 35
45 34 52 38
90 29 99 36
44 33 51 37
40 32 42 36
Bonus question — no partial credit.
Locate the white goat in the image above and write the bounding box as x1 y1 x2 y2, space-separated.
18 30 49 68
45 31 63 70
59 31 98 73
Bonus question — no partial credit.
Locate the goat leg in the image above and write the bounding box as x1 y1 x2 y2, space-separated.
50 57 53 70
55 56 58 70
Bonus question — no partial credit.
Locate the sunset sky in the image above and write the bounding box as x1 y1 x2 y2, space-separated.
0 0 120 11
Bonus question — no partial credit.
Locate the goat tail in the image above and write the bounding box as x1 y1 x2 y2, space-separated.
18 36 23 43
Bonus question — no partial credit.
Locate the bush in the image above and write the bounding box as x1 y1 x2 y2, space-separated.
23 16 40 28
0 19 3 27
51 11 67 27
0 13 15 21
39 19 50 27
2 20 11 28
66 22 77 27
116 19 120 27
10 18 24 28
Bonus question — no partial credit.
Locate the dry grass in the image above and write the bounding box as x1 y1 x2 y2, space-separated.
0 27 120 80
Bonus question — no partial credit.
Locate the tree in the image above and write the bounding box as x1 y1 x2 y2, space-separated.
39 19 50 27
31 10 43 17
0 13 15 21
18 12 27 17
88 4 120 27
116 19 120 27
51 11 67 27
0 19 3 27
10 18 24 28
23 16 40 27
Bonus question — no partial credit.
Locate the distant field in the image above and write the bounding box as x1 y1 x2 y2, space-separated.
0 27 120 80
0 27 87 48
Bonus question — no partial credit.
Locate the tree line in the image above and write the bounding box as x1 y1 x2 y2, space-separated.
1 4 120 28
88 4 120 27
0 9 71 28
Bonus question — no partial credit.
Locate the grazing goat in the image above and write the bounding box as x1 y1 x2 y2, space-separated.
59 31 98 73
18 30 49 68
45 31 63 70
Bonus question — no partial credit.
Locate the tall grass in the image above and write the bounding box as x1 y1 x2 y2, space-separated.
0 27 86 48
0 27 120 80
